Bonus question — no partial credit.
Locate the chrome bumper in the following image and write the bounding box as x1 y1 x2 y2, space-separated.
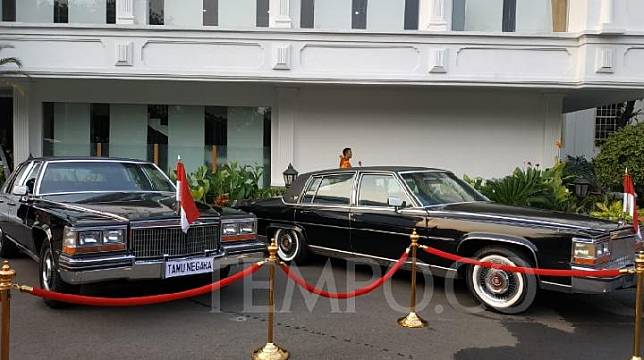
57 241 266 285
570 273 636 294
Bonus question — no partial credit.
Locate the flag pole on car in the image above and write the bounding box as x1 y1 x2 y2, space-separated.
624 168 642 240
176 156 200 233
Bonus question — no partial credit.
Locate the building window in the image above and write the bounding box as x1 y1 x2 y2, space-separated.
502 0 516 32
147 105 168 169
352 0 367 29
595 104 619 146
149 0 164 25
300 0 314 28
54 0 69 23
403 0 419 30
203 0 218 26
106 0 116 24
256 0 269 27
451 0 465 31
1 0 16 22
90 104 110 157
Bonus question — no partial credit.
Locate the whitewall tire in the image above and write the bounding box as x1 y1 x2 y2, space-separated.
274 228 308 264
466 246 537 314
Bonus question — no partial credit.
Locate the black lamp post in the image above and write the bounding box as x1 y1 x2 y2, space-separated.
283 163 298 188
574 177 591 198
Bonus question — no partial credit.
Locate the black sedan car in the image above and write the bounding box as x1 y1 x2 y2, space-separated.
240 166 639 313
0 157 265 307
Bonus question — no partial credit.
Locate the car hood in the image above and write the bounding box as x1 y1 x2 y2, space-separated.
39 192 221 222
432 202 620 235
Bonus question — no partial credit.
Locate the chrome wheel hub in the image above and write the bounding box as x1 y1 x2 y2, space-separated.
41 251 53 291
471 254 524 309
485 270 510 295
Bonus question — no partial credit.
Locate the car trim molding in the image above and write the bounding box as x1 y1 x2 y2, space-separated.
457 233 540 267
37 198 129 222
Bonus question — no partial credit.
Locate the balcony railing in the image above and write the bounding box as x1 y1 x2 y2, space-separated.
0 0 566 33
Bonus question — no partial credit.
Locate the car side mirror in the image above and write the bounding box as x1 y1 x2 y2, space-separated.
388 196 407 212
12 185 28 196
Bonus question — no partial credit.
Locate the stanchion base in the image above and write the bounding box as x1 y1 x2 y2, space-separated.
252 342 289 360
630 356 642 360
397 312 428 329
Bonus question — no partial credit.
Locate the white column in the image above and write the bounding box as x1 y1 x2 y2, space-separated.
419 0 452 31
270 0 292 28
271 87 298 187
599 0 624 34
12 83 31 165
117 0 135 24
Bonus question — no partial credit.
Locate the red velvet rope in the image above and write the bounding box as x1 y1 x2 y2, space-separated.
421 246 623 278
29 262 263 307
279 250 410 299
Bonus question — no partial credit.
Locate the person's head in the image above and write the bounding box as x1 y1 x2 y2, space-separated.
342 147 352 159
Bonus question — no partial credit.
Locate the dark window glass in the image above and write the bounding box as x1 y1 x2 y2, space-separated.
90 104 110 157
312 174 354 205
54 0 68 23
2 0 16 22
205 106 226 170
351 0 367 29
149 0 164 25
39 162 174 194
403 0 418 30
358 174 411 207
23 161 42 193
203 0 218 26
302 177 322 204
42 103 55 157
147 105 168 170
256 0 269 27
300 0 314 28
502 0 516 32
451 0 465 31
106 0 116 24
0 97 13 170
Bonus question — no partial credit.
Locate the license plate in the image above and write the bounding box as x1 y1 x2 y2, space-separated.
164 256 214 279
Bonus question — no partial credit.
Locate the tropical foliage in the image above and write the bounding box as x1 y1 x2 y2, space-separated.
0 44 24 92
594 122 644 205
169 162 285 207
590 198 632 222
464 162 575 212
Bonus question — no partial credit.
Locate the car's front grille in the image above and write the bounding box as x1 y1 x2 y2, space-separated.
606 228 637 268
130 224 219 259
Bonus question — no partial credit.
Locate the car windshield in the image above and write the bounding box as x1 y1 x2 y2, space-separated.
39 161 175 195
401 171 488 206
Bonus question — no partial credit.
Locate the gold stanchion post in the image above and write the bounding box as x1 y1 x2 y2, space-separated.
252 238 288 360
398 229 427 328
0 261 15 360
630 251 644 360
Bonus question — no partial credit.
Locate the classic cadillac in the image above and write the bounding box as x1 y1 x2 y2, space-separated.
0 157 265 307
240 166 640 313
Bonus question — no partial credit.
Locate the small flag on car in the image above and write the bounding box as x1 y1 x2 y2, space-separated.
176 157 200 233
624 169 641 240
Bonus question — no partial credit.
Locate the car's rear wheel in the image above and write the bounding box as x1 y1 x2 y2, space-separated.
274 228 309 264
39 242 80 308
0 228 19 258
466 246 537 314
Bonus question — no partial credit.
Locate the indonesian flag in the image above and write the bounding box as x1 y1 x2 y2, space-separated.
624 170 642 240
176 158 200 233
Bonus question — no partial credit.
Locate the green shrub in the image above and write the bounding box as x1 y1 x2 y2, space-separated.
590 199 632 222
594 122 644 204
169 162 281 206
0 165 5 188
563 155 598 191
464 162 575 212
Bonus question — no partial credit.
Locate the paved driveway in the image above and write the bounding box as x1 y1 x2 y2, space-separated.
5 255 639 359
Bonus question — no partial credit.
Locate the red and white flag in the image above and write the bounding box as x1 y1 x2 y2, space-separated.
624 170 641 239
176 158 200 233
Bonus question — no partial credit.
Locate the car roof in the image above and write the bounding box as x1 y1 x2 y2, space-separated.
298 166 449 178
29 156 153 164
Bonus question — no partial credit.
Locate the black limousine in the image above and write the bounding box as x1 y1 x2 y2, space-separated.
240 166 639 313
0 157 265 307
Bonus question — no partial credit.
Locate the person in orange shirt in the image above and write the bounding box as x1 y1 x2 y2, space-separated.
339 148 352 168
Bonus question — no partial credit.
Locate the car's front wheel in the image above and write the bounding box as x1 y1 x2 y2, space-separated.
39 243 80 308
274 228 309 264
466 246 537 314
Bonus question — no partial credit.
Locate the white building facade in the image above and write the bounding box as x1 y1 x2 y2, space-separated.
1 0 644 185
